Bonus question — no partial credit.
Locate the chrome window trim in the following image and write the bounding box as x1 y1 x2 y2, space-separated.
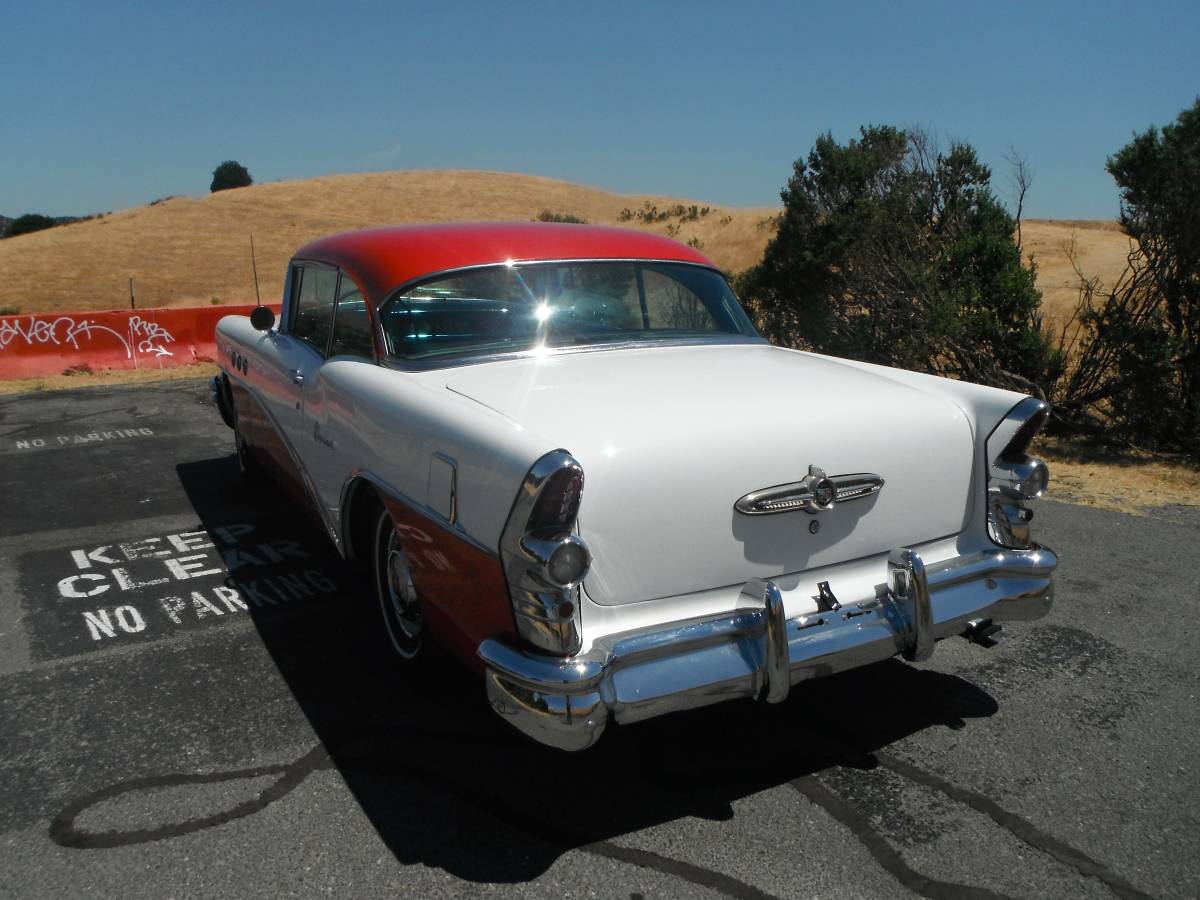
374 258 762 371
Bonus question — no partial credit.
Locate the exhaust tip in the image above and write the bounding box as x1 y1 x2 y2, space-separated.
964 618 1003 648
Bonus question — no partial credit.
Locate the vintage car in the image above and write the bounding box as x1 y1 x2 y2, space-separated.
212 222 1057 751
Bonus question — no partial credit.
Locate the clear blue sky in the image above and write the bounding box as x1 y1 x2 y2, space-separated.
3 0 1197 219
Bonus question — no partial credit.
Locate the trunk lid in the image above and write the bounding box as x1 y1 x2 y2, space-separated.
444 343 974 606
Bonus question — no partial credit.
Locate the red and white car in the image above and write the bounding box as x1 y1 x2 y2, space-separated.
213 223 1056 750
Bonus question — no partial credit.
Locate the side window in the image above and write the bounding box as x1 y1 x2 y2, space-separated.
329 274 375 360
292 265 338 354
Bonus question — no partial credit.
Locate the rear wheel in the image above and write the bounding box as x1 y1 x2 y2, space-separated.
373 507 424 662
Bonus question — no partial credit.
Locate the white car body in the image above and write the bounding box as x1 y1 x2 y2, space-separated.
214 223 1056 750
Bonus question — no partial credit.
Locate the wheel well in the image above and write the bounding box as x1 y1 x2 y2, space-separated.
343 478 385 563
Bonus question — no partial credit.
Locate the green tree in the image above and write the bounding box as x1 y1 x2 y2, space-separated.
1103 97 1200 448
210 160 253 193
741 126 1058 395
5 213 58 238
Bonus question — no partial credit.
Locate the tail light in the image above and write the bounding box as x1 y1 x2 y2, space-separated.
986 398 1051 549
500 450 591 655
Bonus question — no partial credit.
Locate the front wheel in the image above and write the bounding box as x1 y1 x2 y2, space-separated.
373 508 425 662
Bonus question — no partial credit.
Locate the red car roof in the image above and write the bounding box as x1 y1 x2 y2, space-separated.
293 222 718 302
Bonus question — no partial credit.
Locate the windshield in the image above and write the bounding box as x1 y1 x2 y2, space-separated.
380 261 759 361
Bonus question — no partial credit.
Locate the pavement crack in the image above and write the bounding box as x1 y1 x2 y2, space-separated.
47 738 779 900
790 776 1016 900
48 745 333 848
875 752 1154 900
582 841 780 900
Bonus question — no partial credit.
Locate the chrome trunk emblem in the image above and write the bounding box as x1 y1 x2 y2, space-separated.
734 466 885 516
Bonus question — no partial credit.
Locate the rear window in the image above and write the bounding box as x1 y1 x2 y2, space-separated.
379 262 757 361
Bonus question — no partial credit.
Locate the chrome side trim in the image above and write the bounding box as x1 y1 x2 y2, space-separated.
735 470 884 516
338 469 497 560
429 452 458 525
480 544 1056 750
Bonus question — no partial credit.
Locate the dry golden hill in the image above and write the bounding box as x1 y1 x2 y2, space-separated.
0 170 1133 330
0 171 777 313
1019 219 1134 328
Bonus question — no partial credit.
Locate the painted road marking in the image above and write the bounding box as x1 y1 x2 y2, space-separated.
19 520 346 660
11 427 156 451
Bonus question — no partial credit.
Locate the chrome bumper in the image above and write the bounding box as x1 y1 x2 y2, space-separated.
479 545 1056 751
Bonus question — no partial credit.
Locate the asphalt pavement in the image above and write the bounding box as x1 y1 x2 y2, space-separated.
0 378 1197 899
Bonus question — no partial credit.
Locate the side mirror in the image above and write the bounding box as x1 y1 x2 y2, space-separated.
250 306 276 332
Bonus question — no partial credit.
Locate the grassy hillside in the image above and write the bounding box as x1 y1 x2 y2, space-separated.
0 169 1132 330
0 171 776 313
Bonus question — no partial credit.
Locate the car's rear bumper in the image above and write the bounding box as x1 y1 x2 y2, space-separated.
478 545 1056 751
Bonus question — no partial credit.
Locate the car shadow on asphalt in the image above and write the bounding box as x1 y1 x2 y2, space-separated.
174 454 1000 885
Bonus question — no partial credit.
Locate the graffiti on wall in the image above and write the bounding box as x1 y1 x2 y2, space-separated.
0 314 176 360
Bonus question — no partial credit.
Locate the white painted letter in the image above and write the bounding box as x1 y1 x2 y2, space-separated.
212 585 247 612
164 554 222 580
159 596 187 623
114 605 146 633
112 567 169 591
190 590 225 618
59 573 110 599
71 546 120 569
167 531 214 553
120 537 171 560
82 609 116 640
213 524 255 545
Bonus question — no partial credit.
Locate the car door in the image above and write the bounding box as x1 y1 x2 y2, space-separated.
300 271 379 516
255 262 338 509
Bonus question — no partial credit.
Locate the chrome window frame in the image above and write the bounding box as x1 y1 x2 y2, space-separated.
286 260 341 359
328 270 377 362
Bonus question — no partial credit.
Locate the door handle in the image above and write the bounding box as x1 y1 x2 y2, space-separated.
289 368 305 386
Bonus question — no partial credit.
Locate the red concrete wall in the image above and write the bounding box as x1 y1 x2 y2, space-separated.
0 305 281 379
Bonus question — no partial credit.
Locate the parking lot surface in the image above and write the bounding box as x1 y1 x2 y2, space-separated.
0 378 1197 899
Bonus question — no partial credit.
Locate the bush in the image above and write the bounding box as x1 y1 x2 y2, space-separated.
535 210 586 224
1053 98 1200 453
740 126 1058 395
210 160 253 193
5 213 58 238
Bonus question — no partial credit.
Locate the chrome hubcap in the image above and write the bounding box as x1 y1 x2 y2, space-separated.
384 534 422 641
